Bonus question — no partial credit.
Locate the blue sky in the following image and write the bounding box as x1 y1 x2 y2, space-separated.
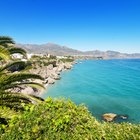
0 0 140 53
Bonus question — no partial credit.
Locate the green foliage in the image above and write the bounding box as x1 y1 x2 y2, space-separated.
49 55 57 59
59 58 74 63
0 36 26 58
1 98 140 140
0 106 21 134
0 61 30 72
0 36 45 109
30 54 57 68
8 47 27 58
0 36 15 46
30 55 56 61
0 45 11 60
30 55 41 59
31 59 57 68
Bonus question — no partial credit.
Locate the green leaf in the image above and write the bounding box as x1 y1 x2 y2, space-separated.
0 45 11 60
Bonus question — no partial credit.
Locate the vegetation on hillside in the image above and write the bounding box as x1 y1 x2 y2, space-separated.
58 58 74 63
30 55 57 68
1 98 140 140
30 55 74 69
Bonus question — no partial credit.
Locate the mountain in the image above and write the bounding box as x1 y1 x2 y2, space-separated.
16 43 84 56
16 43 140 59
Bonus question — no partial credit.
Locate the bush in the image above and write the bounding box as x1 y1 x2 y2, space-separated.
1 98 140 140
59 58 74 63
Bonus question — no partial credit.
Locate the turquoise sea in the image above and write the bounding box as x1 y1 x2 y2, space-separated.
43 59 140 123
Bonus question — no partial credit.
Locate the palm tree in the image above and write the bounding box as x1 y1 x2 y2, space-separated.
0 36 45 109
0 36 27 58
0 36 15 46
0 46 11 60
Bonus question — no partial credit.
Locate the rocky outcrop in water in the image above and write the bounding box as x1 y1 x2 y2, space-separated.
102 113 117 122
102 113 128 122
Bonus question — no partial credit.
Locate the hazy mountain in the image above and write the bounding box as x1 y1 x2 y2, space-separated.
16 43 84 56
16 43 140 59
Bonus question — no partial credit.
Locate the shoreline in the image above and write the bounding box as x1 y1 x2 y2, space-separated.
18 60 77 96
43 61 76 88
40 59 140 123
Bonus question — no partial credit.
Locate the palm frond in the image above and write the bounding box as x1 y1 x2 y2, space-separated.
0 73 44 90
2 82 45 91
0 36 15 45
0 90 44 109
0 45 11 60
21 82 45 90
0 36 45 110
0 91 32 109
8 47 27 58
29 94 45 101
0 61 27 72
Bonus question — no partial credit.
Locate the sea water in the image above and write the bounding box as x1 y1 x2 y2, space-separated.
42 59 140 123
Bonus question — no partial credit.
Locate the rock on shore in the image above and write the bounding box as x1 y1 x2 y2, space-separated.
17 61 75 95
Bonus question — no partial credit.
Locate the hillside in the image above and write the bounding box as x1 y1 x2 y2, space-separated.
16 43 140 59
16 43 84 56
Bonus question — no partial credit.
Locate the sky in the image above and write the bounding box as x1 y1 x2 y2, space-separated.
0 0 140 53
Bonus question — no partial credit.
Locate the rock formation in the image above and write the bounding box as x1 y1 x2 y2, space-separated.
102 113 117 122
102 113 128 122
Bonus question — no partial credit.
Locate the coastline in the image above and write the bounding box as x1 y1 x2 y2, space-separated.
43 59 140 123
18 59 77 96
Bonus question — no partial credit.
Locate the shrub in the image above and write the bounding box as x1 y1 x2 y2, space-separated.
59 58 74 63
1 98 140 140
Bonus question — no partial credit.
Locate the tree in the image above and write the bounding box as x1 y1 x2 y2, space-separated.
0 36 45 109
0 36 27 59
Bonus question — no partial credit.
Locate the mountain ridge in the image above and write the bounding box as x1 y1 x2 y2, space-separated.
16 43 140 59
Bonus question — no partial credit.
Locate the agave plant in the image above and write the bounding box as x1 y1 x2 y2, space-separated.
0 36 45 109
